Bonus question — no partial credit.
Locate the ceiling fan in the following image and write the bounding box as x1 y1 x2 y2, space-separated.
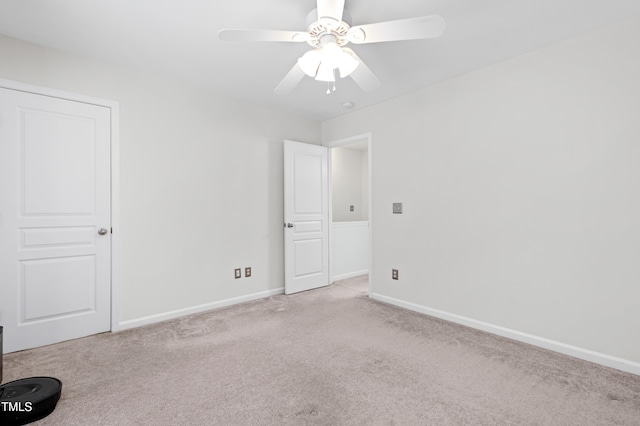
218 0 445 95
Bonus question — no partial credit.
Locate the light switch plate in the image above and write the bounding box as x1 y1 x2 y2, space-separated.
393 203 403 214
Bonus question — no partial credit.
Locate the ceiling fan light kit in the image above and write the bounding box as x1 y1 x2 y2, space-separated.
298 38 359 81
218 0 446 95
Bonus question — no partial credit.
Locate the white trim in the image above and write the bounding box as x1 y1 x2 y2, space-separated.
118 288 285 331
332 221 369 228
0 78 117 108
327 149 334 277
324 132 373 297
372 293 640 376
323 132 372 149
0 77 122 334
109 104 122 332
333 270 369 282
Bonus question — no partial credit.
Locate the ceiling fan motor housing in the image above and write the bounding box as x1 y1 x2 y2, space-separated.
305 9 352 47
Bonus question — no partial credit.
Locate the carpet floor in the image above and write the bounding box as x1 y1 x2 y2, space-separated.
3 275 640 425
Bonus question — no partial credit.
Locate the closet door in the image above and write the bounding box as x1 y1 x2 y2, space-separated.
0 87 111 353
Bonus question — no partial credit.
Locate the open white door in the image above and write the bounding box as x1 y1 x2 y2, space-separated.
0 87 112 353
284 140 329 294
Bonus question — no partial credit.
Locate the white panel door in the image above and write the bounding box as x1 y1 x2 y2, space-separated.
0 87 111 353
284 140 329 294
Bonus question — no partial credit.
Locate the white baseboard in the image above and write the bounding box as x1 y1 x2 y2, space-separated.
372 293 640 376
332 269 369 282
116 288 284 331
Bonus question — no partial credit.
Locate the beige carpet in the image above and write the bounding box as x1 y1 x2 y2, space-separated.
3 275 640 425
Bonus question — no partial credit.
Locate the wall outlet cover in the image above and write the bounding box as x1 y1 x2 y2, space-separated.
234 268 241 279
393 203 403 214
245 267 252 278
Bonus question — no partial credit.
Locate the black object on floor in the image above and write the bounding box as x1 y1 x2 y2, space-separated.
0 377 62 425
0 328 63 425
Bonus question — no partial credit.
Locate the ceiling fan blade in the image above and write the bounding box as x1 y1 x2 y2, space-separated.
317 0 345 22
218 29 310 43
274 63 307 95
343 48 381 92
347 15 446 44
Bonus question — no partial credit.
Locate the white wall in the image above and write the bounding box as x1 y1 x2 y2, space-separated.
331 147 368 221
322 17 640 369
0 35 321 326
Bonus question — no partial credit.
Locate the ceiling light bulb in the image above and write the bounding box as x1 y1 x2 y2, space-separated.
320 42 342 69
298 50 321 77
315 62 335 82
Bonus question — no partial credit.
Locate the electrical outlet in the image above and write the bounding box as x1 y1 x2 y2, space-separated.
393 203 403 214
234 268 241 279
392 269 399 280
350 205 354 212
245 267 252 278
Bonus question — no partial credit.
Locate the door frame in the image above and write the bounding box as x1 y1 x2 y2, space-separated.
324 132 373 297
0 77 121 334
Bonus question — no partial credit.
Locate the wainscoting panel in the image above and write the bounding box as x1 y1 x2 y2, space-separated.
331 221 369 281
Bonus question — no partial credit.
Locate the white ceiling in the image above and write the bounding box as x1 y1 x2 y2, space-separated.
1 0 639 121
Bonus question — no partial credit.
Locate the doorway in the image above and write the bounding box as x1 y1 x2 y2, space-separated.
325 133 373 297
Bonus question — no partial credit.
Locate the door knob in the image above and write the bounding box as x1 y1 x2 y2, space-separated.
98 228 108 235
285 223 294 228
